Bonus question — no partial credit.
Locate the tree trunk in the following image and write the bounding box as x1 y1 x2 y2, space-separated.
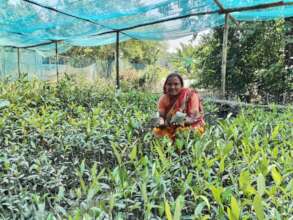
285 17 293 69
284 17 293 103
106 57 114 78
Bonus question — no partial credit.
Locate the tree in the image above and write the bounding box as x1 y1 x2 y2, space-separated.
121 40 166 68
170 43 197 76
63 40 166 77
194 20 289 103
284 17 293 68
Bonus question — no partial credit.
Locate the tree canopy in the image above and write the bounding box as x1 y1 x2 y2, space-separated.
171 19 292 103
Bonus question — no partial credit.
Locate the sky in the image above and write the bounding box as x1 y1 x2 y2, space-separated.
166 35 194 53
166 30 211 53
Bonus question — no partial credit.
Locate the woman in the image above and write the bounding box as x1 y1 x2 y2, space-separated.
153 72 205 140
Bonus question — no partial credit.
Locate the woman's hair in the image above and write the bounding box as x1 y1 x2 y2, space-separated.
163 72 184 94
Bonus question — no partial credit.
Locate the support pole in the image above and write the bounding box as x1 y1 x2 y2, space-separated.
115 31 120 89
213 0 239 26
3 48 5 77
221 14 229 98
55 41 59 82
35 52 37 77
17 48 21 78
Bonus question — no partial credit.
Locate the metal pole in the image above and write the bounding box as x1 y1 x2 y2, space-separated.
17 48 21 78
35 52 37 78
55 41 59 82
221 14 229 98
115 31 120 89
2 48 5 77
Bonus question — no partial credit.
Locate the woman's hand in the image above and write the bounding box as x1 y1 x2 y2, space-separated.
184 114 201 126
170 112 186 126
158 117 165 127
184 116 195 126
152 116 166 128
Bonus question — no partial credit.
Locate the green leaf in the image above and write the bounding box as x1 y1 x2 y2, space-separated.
210 185 222 204
271 167 282 186
230 196 240 220
86 188 96 201
222 188 233 203
258 156 269 175
239 170 256 195
257 173 266 196
286 179 293 195
198 195 210 210
239 170 250 192
154 143 169 168
108 194 115 214
272 146 278 159
174 195 184 220
227 208 233 220
90 163 97 178
129 145 137 161
141 182 148 204
253 193 265 220
223 141 233 156
55 205 67 216
80 160 85 175
219 157 225 174
79 178 86 193
111 142 122 165
273 208 282 220
0 100 10 109
271 125 280 139
57 186 65 201
164 199 173 220
194 202 206 217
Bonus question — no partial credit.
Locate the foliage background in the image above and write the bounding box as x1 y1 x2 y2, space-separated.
170 20 292 103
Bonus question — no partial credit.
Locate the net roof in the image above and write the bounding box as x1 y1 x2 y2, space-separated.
1 0 292 55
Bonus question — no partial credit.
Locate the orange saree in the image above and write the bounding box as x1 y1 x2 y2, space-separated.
153 88 205 140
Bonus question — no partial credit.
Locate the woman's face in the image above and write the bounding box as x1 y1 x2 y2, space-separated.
165 76 182 96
